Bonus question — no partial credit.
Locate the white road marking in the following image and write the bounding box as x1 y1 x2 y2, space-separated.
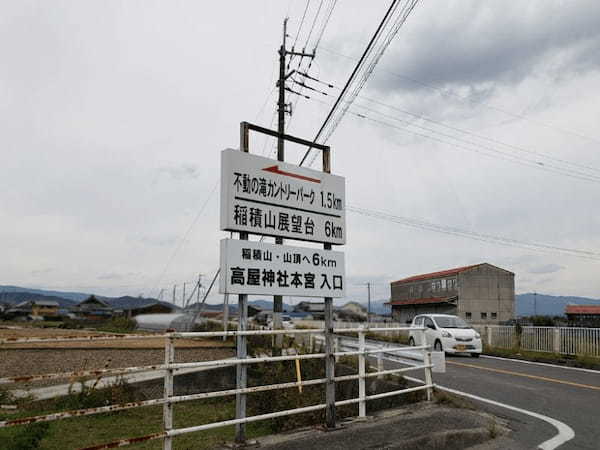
404 375 575 450
481 355 600 374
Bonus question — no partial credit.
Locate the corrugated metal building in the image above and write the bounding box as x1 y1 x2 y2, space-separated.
388 263 515 325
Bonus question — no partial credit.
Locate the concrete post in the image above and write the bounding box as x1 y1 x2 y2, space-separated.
163 336 174 450
358 329 366 418
235 293 248 443
324 297 336 429
553 328 561 354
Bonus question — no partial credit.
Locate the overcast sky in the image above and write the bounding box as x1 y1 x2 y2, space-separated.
2 1 600 305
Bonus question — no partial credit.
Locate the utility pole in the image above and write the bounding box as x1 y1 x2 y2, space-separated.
172 284 177 307
534 291 537 317
196 273 202 305
272 18 314 356
367 282 372 325
182 282 186 309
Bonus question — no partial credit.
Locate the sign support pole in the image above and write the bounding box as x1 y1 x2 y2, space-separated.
235 125 250 444
322 147 336 429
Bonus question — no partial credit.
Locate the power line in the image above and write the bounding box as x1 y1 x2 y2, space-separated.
351 106 600 184
347 205 600 261
303 0 323 51
299 0 413 166
350 92 600 175
307 0 419 167
319 46 600 146
149 179 218 297
310 0 338 58
305 93 600 184
288 0 311 70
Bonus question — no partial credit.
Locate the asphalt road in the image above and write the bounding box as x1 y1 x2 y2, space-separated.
382 353 600 449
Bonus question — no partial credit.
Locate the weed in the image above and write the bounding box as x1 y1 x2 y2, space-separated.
4 422 50 450
487 419 499 439
434 390 475 410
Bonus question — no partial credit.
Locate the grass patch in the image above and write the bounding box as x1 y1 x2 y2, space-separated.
433 389 475 410
483 345 600 370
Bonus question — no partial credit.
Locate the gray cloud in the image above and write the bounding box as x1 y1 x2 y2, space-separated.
528 264 564 275
97 272 123 280
157 164 201 181
1 1 599 300
370 1 600 93
31 268 54 276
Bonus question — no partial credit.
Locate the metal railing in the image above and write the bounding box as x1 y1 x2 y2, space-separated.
0 326 433 449
475 325 600 357
300 320 410 337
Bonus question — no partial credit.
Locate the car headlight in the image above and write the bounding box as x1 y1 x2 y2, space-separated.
474 332 481 339
441 330 453 338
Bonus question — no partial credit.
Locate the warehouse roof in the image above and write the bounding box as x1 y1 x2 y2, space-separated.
565 305 600 315
391 265 480 284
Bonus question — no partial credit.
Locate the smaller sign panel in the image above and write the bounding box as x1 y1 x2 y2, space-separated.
219 239 345 298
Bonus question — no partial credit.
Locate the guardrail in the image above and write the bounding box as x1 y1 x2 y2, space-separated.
300 320 410 337
475 325 600 357
0 326 433 449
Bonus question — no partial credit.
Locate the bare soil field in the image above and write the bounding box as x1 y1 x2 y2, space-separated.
0 347 235 379
0 325 232 349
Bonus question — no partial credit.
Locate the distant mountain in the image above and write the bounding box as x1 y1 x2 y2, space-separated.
0 292 77 308
0 286 176 311
516 293 600 317
248 299 294 312
0 285 103 302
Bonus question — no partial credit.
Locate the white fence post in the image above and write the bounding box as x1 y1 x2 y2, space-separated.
376 347 383 380
324 297 336 429
422 329 433 401
235 294 248 443
358 328 366 418
163 335 174 450
554 328 561 354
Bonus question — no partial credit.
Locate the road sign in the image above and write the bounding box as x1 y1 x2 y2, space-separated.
219 239 345 298
220 149 346 245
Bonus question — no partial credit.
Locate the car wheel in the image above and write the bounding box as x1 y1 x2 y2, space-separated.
434 340 443 352
408 337 415 346
471 353 480 358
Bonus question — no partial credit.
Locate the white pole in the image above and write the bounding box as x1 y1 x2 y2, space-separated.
358 329 366 417
163 336 174 450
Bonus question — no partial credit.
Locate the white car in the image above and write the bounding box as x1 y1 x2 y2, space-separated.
408 314 482 357
267 315 294 329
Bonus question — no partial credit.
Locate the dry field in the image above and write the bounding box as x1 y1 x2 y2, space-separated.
0 325 231 349
0 325 235 378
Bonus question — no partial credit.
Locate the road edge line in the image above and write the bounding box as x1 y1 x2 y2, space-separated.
481 355 600 374
403 376 575 450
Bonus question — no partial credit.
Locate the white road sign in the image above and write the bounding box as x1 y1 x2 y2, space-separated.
219 239 345 298
220 149 346 245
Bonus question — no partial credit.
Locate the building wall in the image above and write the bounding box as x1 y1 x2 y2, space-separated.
391 304 457 324
391 277 458 302
31 305 58 317
457 264 514 324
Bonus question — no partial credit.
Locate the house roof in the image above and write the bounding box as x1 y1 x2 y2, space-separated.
79 297 111 308
387 296 457 307
391 264 484 284
32 300 59 307
565 305 600 315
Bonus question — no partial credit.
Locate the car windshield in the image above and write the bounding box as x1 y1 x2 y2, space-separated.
434 316 470 329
